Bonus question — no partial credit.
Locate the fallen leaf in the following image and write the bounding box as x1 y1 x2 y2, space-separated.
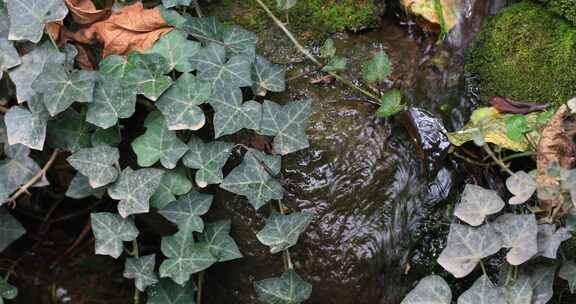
402 0 459 31
65 0 111 25
45 22 63 42
73 44 96 70
491 96 549 115
536 105 575 211
65 2 172 57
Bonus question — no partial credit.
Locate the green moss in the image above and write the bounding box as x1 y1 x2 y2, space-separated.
536 0 576 25
465 2 576 105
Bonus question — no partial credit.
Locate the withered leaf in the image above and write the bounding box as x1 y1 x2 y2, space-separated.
65 0 111 25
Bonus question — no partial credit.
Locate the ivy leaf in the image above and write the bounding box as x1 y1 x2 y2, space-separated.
256 211 312 254
493 214 538 265
158 190 213 233
559 261 576 293
146 29 200 73
275 0 298 10
108 167 164 218
65 173 105 199
161 0 193 9
125 52 173 101
457 275 506 304
159 230 217 285
254 270 312 304
400 275 451 304
209 88 261 138
32 64 97 116
528 265 556 304
0 145 46 204
67 145 120 188
505 115 529 142
46 109 92 151
199 220 242 262
5 106 47 150
190 43 252 92
504 276 532 304
222 26 257 59
6 0 68 43
437 224 502 278
177 16 224 43
8 41 66 102
99 54 134 79
454 184 505 226
182 136 233 188
0 279 17 303
147 278 196 304
322 56 347 73
252 55 286 96
376 89 404 118
150 169 193 209
131 111 189 169
0 38 20 78
124 254 159 292
362 50 392 84
86 76 137 129
0 209 25 252
0 6 9 38
506 171 537 205
156 73 212 131
536 224 571 259
220 150 283 210
258 99 311 155
91 125 121 147
320 38 336 58
90 212 139 259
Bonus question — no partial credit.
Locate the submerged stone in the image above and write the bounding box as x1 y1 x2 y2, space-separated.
466 2 576 105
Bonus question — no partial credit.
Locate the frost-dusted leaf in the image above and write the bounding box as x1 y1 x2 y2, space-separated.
150 169 193 209
454 184 505 226
67 145 120 188
0 145 45 203
190 43 252 92
275 0 298 10
182 136 233 188
158 190 213 233
222 25 257 59
362 50 391 84
147 278 196 304
400 275 451 304
91 125 121 147
559 261 576 293
90 212 139 258
86 76 136 129
258 99 311 155
504 276 532 304
220 150 283 210
124 254 159 292
255 270 312 304
108 167 164 218
0 209 25 252
147 30 200 73
125 52 172 101
0 279 17 303
7 0 68 43
65 173 105 199
536 224 571 259
32 64 97 116
252 56 285 96
99 54 133 79
8 41 66 102
161 0 192 9
5 106 47 150
156 73 211 131
256 211 312 254
159 230 217 285
0 7 9 38
320 38 336 58
493 213 538 265
0 38 20 78
322 56 347 73
199 220 242 262
177 16 224 43
209 88 261 138
437 224 502 278
457 275 506 304
47 109 92 151
506 171 537 205
131 111 189 169
528 265 556 304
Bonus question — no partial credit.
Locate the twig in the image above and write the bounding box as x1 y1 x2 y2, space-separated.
0 106 8 113
7 149 60 205
287 66 323 82
482 144 514 175
194 1 203 17
196 271 204 304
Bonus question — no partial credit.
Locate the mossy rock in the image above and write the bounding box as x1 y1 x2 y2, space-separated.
536 0 576 25
465 2 576 105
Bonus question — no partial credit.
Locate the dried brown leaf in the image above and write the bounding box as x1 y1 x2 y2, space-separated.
73 44 95 70
45 22 63 43
65 0 111 25
491 96 549 114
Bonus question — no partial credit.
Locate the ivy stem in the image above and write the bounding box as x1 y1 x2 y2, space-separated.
479 259 487 276
7 149 60 206
131 239 140 304
254 0 381 105
482 144 514 176
277 201 294 271
194 1 203 17
196 271 205 304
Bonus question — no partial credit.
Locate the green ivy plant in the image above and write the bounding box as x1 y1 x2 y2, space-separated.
0 0 317 303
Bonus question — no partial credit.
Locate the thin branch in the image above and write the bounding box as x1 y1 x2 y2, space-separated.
196 271 205 304
482 144 514 175
7 149 61 205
